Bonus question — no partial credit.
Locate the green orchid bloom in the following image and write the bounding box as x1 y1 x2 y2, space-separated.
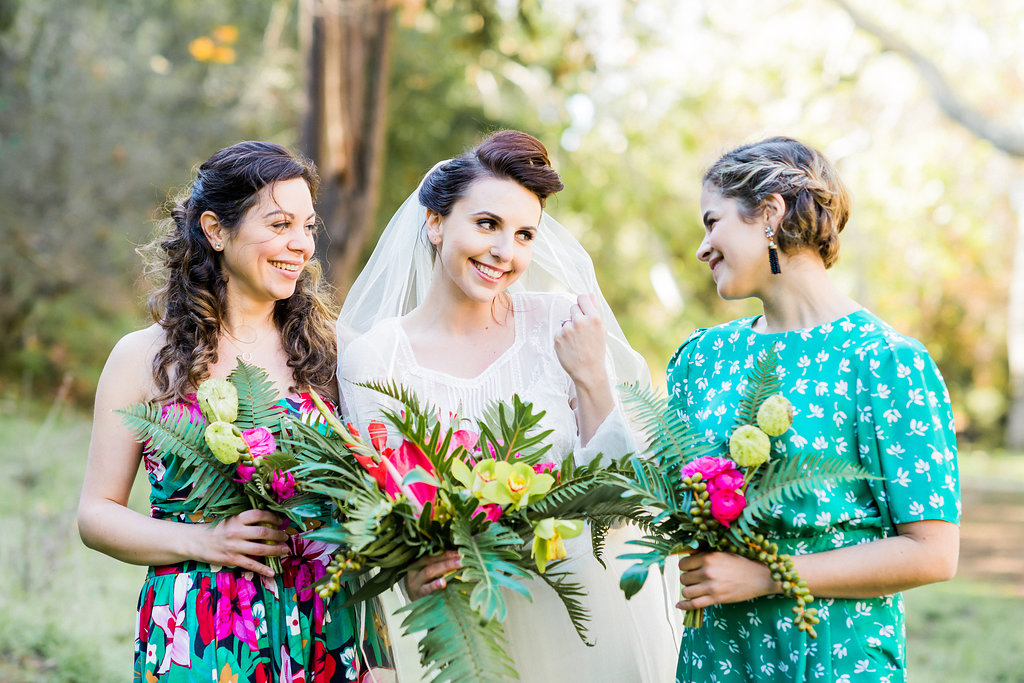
480 461 554 510
204 420 247 464
531 518 585 573
451 458 500 499
196 377 238 423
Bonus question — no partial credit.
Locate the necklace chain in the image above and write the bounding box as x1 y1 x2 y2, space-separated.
222 324 274 363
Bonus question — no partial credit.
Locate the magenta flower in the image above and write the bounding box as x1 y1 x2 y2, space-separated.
707 468 745 495
451 429 480 456
709 489 746 526
235 463 256 482
473 502 504 522
214 572 258 650
241 427 276 457
271 470 297 501
681 456 737 481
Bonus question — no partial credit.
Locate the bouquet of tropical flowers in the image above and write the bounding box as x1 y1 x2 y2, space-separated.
617 346 875 637
277 382 642 683
117 361 325 572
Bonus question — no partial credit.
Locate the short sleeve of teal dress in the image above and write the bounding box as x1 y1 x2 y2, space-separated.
666 310 960 683
134 393 392 683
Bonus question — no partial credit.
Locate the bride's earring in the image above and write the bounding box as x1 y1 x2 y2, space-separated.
765 225 781 275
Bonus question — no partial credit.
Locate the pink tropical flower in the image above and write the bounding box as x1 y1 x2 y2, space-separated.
241 427 276 457
214 572 258 651
385 440 439 507
681 456 737 481
451 429 480 455
473 502 504 522
709 488 746 526
271 470 297 502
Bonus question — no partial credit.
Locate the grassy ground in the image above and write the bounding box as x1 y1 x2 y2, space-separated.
1 402 1022 681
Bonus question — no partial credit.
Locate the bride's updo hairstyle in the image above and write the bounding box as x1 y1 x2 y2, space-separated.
142 141 339 403
703 137 850 268
418 129 564 220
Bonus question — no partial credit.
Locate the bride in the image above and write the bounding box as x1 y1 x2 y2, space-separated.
337 130 678 682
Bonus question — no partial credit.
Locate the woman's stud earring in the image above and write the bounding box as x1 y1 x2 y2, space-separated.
214 242 223 250
765 226 781 275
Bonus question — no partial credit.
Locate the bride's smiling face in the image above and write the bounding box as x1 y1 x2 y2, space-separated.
427 175 541 304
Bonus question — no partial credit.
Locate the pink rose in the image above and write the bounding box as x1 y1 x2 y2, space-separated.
241 427 276 458
709 489 746 526
271 470 297 502
681 456 737 481
707 468 745 495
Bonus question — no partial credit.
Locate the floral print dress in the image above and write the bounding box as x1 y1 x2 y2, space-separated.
135 394 392 683
667 310 960 683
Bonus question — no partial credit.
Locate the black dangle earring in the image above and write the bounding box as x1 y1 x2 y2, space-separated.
765 225 781 274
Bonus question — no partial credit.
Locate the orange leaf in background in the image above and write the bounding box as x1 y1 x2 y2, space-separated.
212 24 239 44
188 36 216 62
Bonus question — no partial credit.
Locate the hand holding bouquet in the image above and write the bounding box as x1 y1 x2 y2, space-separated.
279 383 642 683
117 361 321 572
618 346 876 637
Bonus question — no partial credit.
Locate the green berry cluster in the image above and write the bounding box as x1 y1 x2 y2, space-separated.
727 533 819 638
317 553 364 599
681 473 719 534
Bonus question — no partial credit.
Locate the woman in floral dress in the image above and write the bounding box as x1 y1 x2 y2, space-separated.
669 137 960 682
78 142 392 682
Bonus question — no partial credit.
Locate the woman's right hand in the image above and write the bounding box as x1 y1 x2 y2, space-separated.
194 509 290 578
405 550 462 599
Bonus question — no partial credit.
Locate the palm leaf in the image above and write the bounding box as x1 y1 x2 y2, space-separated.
453 518 532 623
732 345 782 429
397 583 517 683
475 395 553 464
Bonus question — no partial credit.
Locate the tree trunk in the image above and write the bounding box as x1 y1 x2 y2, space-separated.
301 0 394 298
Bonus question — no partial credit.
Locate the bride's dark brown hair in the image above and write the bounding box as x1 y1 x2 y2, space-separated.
141 141 339 403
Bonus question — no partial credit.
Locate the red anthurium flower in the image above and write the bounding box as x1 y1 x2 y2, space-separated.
385 440 439 506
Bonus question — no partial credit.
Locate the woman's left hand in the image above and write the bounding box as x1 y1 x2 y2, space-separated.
554 294 609 390
676 552 778 612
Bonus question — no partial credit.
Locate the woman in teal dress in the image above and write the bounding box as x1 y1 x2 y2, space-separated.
78 142 392 681
669 137 960 682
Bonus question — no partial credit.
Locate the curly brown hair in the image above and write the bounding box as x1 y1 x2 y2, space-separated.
703 137 850 268
140 141 339 403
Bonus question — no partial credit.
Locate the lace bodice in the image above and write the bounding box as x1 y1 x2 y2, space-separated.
338 291 633 465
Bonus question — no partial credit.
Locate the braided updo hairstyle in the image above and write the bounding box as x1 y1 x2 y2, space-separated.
418 129 564 219
703 137 850 268
141 141 339 403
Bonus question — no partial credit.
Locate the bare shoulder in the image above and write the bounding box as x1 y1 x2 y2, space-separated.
98 324 166 404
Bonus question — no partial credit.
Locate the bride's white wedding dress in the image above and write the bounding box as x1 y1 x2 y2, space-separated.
340 291 679 683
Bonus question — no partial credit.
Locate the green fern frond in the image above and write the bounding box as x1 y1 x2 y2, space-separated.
229 360 282 429
737 452 876 535
397 583 517 683
534 568 593 645
733 345 782 428
619 384 713 471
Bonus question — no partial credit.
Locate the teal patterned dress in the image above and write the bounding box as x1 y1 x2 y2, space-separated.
134 393 392 683
667 310 960 683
